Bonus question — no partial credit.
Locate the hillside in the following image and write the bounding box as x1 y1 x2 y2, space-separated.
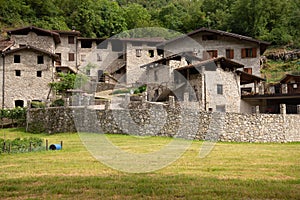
261 47 300 83
0 0 299 47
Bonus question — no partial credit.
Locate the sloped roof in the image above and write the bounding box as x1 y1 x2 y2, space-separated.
140 52 202 69
159 27 270 54
176 57 244 71
3 45 60 61
53 30 80 36
6 26 61 44
0 39 14 52
280 74 300 83
236 70 266 85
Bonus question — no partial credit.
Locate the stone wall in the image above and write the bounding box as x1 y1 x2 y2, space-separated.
27 104 300 143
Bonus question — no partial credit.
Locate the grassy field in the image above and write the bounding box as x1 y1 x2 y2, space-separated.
0 128 299 199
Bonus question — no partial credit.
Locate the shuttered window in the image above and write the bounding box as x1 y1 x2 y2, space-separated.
241 48 257 58
226 49 234 59
203 50 218 59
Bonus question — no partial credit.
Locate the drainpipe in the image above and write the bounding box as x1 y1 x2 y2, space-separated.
1 53 5 109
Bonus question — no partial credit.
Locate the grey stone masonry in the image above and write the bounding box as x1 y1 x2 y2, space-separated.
27 104 300 143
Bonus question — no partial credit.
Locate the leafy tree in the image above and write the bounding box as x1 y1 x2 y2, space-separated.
123 3 151 29
51 72 88 94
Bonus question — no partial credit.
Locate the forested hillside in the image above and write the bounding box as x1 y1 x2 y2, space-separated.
0 0 299 47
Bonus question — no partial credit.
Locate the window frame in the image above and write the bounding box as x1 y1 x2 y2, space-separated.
68 36 75 44
37 71 42 77
69 53 75 61
37 55 44 64
217 84 223 95
226 49 234 59
14 55 21 63
15 70 21 76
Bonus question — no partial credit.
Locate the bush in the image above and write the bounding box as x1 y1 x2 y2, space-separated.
50 99 65 107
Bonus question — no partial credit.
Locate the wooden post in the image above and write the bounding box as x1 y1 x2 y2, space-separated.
46 139 48 151
60 141 63 150
29 142 32 152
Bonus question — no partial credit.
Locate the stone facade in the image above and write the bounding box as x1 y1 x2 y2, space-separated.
27 105 300 143
1 48 55 108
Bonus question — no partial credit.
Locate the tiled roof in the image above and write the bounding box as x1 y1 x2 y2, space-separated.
176 57 244 71
0 39 14 52
6 26 61 44
3 45 59 61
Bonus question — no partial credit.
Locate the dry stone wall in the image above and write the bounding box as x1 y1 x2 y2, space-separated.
27 105 300 142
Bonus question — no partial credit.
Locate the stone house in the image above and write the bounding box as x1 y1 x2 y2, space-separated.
0 25 270 110
242 74 300 114
142 53 265 113
0 26 63 108
77 37 165 85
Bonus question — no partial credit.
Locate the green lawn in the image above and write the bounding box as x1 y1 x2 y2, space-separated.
0 128 299 199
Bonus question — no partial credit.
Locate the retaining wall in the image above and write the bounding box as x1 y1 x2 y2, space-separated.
26 105 300 142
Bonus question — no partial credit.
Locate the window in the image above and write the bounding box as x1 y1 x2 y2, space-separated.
15 70 21 76
55 53 61 66
37 55 44 64
243 68 252 74
148 50 154 58
81 40 92 48
157 49 164 56
217 84 223 95
15 100 24 108
202 35 218 41
68 36 75 44
86 69 90 76
226 49 234 59
203 50 218 59
97 53 102 61
14 55 20 63
37 71 42 77
69 53 75 61
136 49 142 57
241 48 257 58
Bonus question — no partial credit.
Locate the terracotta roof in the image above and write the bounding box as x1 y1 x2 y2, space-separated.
3 45 59 61
176 57 244 71
0 39 14 52
6 26 61 44
158 27 270 54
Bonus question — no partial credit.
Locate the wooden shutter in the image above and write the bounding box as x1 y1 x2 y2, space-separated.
252 48 257 58
213 50 218 58
230 49 234 59
69 53 75 61
241 49 246 58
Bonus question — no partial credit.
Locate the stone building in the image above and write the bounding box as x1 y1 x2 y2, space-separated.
142 54 264 113
0 25 270 110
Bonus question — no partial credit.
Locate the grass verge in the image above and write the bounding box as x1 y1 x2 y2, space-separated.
0 128 299 199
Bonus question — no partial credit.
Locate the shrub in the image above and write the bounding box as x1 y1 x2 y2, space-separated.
50 99 65 107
